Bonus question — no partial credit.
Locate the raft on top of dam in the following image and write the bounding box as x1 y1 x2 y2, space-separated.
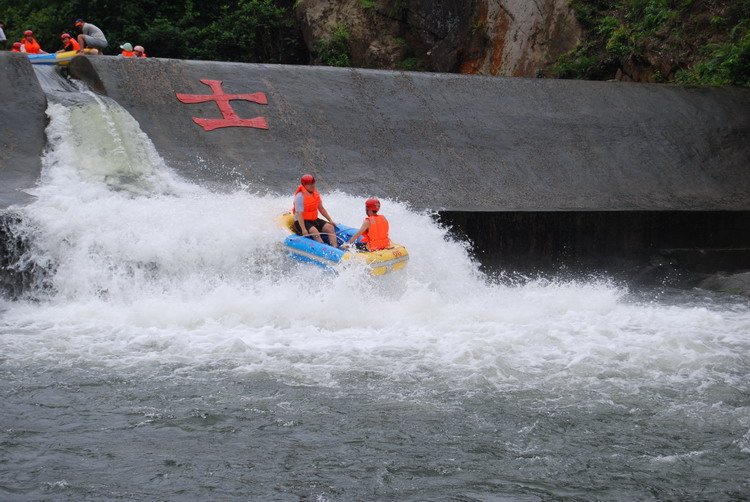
2 51 750 211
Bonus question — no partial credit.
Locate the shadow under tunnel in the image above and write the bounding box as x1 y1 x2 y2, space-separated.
438 210 750 281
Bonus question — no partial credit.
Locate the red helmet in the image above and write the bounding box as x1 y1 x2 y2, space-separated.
61 33 71 39
24 30 33 36
365 198 380 212
13 42 22 49
300 174 315 185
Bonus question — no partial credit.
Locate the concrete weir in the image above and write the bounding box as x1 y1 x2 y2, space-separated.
0 53 46 208
2 52 750 277
66 56 750 212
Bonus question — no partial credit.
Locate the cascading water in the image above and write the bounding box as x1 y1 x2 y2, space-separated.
1 66 748 502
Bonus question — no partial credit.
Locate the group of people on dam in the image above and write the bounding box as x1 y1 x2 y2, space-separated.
293 174 391 252
3 19 145 57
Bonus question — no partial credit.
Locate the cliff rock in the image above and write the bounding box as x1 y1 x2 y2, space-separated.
295 0 581 76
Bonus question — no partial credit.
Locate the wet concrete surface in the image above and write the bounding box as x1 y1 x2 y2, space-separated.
66 56 750 211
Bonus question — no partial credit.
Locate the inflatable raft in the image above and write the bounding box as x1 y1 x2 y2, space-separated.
279 213 409 276
27 49 93 66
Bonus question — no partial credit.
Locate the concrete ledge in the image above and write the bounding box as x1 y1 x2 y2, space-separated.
439 210 750 274
0 52 47 209
69 56 750 211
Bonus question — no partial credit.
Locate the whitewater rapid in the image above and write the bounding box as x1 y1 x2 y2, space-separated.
0 66 748 502
2 76 749 396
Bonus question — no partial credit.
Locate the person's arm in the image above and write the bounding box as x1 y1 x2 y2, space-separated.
294 192 308 235
345 220 370 247
295 211 308 235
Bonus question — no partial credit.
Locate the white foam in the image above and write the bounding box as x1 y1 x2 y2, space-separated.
1 76 749 399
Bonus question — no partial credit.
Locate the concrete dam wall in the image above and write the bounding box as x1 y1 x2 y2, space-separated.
1 52 749 278
0 53 46 209
63 55 750 212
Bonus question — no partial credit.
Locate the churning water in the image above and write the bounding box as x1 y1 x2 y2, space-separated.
0 67 748 502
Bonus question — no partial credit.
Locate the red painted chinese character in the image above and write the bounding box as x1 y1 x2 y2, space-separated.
176 79 269 131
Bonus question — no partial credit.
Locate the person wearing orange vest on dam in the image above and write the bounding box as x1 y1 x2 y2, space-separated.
119 42 135 57
133 45 146 57
20 30 45 54
58 33 80 53
293 174 339 248
345 198 391 251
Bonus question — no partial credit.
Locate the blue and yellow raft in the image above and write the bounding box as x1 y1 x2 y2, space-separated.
27 49 94 66
279 213 409 276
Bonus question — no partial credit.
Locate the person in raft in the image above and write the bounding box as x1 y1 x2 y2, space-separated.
133 45 146 57
20 30 45 54
344 198 391 252
74 19 107 54
57 33 80 53
11 41 22 52
119 42 135 56
293 174 339 248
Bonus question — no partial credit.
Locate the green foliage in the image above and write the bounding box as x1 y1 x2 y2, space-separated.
317 23 351 67
359 0 377 9
396 57 423 71
677 26 750 85
550 0 750 86
555 43 609 79
570 0 610 28
595 16 620 36
710 16 728 27
0 0 306 63
606 25 634 58
626 0 676 34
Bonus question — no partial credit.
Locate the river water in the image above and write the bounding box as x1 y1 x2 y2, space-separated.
0 67 749 502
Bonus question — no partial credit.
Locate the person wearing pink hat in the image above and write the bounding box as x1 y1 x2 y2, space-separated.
133 45 147 57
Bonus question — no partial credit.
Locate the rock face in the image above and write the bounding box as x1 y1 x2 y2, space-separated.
295 0 581 77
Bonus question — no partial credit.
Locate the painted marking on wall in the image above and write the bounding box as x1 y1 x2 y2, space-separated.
176 79 268 131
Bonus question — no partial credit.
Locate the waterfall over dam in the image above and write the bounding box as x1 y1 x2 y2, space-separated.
1 52 749 273
1 53 750 502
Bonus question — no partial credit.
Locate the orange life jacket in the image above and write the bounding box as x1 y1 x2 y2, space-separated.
121 50 135 57
21 38 42 54
63 39 80 51
293 185 321 221
362 215 390 250
136 52 147 58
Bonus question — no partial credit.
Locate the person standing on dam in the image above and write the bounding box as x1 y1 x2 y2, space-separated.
293 174 339 248
74 19 107 54
0 23 7 50
344 198 391 251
